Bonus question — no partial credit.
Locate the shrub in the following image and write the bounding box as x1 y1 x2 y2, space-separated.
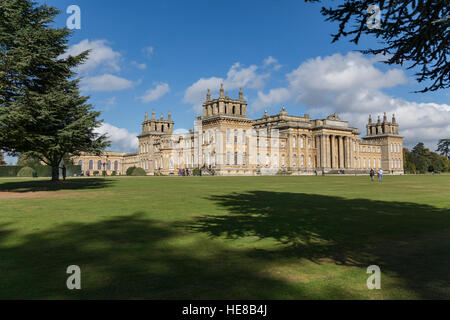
131 167 146 176
93 171 99 176
35 165 52 177
17 167 36 177
193 168 201 176
102 170 107 176
0 166 24 177
112 171 117 176
66 165 81 177
126 166 136 176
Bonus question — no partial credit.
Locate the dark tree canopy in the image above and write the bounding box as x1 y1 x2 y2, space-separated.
436 138 450 158
0 0 109 181
307 0 449 92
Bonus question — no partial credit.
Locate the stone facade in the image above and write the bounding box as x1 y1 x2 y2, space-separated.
73 86 404 175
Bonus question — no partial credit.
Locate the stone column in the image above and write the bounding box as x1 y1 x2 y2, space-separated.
326 135 331 168
304 134 308 169
344 137 349 168
320 134 325 168
339 136 344 169
330 135 336 169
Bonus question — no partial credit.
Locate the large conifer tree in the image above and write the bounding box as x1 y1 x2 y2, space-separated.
0 0 109 181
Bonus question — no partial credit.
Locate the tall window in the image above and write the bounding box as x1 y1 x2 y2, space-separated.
234 152 238 165
293 154 297 167
114 161 118 171
234 130 238 144
169 156 174 169
308 155 311 167
265 154 270 166
242 152 247 166
293 136 296 148
98 160 102 170
300 155 304 168
226 152 231 165
242 130 246 144
227 130 231 143
89 160 93 170
257 153 261 166
107 161 111 171
281 155 285 167
300 136 304 148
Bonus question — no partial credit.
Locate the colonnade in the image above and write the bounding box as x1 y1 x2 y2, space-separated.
317 134 355 169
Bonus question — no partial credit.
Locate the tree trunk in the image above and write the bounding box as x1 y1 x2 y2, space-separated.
51 165 59 182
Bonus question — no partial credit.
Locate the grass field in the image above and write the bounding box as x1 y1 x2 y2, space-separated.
0 175 449 299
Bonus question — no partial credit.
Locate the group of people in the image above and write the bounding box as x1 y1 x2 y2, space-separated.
370 168 383 182
178 169 191 176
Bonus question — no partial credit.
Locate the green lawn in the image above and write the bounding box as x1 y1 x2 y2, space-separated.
0 175 449 299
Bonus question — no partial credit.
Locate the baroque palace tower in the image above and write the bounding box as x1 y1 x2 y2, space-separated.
73 85 404 176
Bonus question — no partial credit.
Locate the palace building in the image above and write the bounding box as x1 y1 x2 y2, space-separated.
73 86 404 176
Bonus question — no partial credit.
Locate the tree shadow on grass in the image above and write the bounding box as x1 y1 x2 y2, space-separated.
0 212 361 300
0 178 114 193
187 191 450 299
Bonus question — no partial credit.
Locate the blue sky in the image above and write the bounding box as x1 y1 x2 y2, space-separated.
4 0 449 164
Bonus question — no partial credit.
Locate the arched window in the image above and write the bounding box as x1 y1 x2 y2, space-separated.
308 155 312 167
98 160 102 170
300 155 304 167
89 160 93 170
114 161 118 171
107 161 111 171
293 154 297 167
300 136 304 148
78 160 83 167
232 106 236 114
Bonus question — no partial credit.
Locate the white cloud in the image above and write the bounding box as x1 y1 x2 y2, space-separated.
131 61 147 70
140 83 170 103
174 128 189 134
61 39 122 74
95 123 139 153
263 56 282 71
184 63 269 113
253 88 292 110
251 52 449 149
143 46 154 58
82 74 133 92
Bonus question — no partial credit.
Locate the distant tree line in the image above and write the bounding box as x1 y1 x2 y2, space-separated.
403 140 450 174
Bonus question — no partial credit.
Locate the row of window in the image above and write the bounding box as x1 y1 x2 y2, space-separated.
390 143 401 153
360 146 380 153
79 160 119 171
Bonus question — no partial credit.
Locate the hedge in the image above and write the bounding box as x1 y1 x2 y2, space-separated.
17 167 36 177
131 167 146 176
0 166 24 177
126 166 136 176
0 164 81 177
